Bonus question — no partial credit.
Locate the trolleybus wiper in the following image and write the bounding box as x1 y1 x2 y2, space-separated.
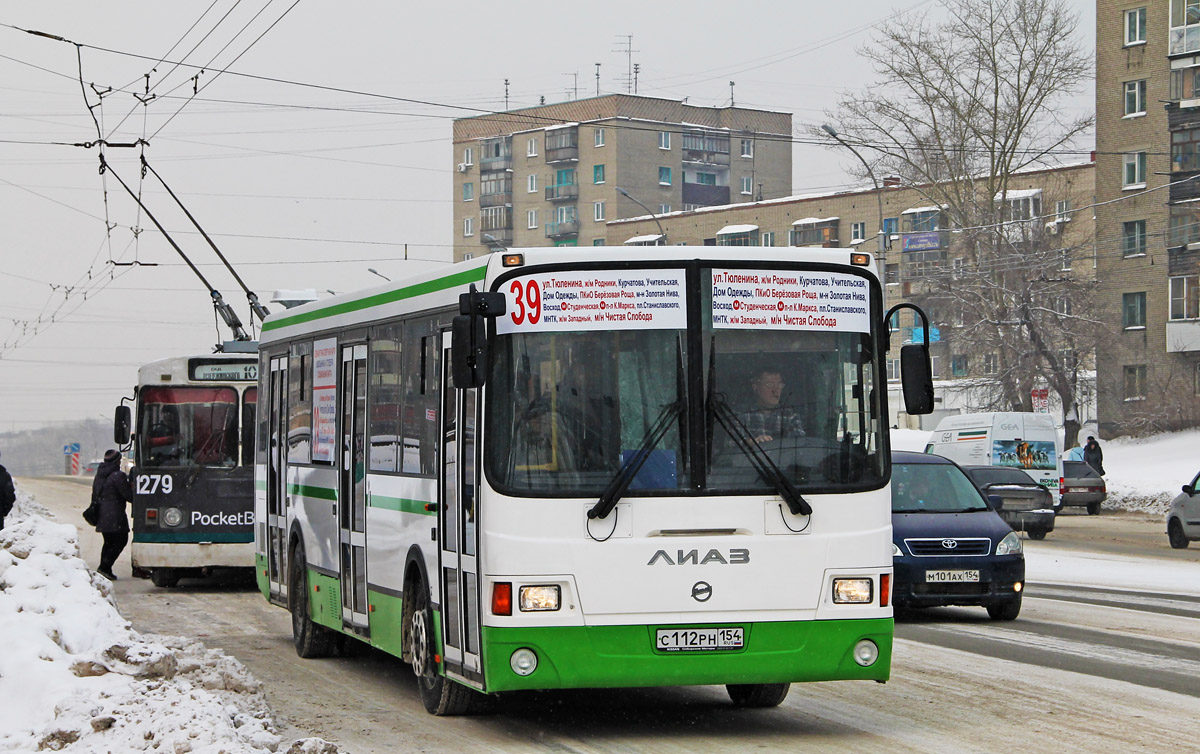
587 400 684 521
710 394 813 517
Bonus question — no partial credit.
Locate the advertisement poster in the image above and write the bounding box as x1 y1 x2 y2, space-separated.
311 338 338 463
992 439 1056 471
496 270 687 334
710 269 871 332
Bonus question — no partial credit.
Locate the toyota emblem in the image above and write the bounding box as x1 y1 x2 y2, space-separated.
941 539 958 549
691 581 712 602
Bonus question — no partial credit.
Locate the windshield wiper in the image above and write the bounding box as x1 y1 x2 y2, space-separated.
709 394 812 517
588 400 684 521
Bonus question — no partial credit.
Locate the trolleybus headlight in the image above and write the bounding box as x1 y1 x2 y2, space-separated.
510 648 538 676
518 585 560 612
853 639 880 667
162 507 184 527
832 578 873 604
996 531 1023 556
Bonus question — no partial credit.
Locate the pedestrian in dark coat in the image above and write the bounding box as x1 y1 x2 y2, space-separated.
0 450 15 530
91 448 133 580
1083 436 1105 476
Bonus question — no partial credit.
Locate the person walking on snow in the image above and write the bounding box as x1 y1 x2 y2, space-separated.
91 448 133 580
1083 436 1105 476
0 450 15 530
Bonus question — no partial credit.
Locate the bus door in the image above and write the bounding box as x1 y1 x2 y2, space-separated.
266 356 288 601
438 331 483 684
339 344 369 632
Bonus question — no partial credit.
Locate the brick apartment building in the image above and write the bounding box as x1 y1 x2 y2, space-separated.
451 95 792 262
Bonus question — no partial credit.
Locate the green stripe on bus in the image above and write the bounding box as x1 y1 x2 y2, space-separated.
287 483 337 500
261 266 486 332
255 480 267 491
369 495 436 515
134 532 253 544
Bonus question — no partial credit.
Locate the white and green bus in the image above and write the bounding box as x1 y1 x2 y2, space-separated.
254 246 932 715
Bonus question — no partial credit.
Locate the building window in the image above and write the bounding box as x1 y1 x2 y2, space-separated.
982 353 999 375
1060 249 1072 271
761 231 775 247
593 201 605 221
1056 200 1071 222
790 219 839 246
1123 220 1147 256
659 203 671 214
1170 65 1200 100
527 138 537 157
1122 292 1147 329
659 167 672 185
905 209 942 231
462 182 474 201
1123 152 1147 188
593 164 605 184
888 311 901 332
1171 1 1200 54
1171 127 1200 173
883 217 899 238
952 257 965 279
1126 7 1147 46
594 128 605 147
1124 364 1147 401
885 263 899 285
852 222 866 241
695 172 717 186
886 358 900 381
593 238 605 246
527 174 537 193
1124 80 1147 116
1171 274 1200 319
1004 195 1040 222
741 176 753 195
527 210 537 230
659 131 671 150
951 355 968 377
463 217 474 237
463 147 474 166
740 139 754 158
1054 297 1073 316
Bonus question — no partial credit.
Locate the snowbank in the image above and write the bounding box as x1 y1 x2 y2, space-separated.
0 487 341 754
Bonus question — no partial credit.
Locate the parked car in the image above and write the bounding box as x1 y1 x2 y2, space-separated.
1167 469 1200 549
961 465 1055 540
1061 460 1107 515
891 451 1025 621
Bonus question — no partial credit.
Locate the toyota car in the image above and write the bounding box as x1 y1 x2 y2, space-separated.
891 451 1025 621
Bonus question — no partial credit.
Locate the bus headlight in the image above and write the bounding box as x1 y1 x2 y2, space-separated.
162 507 184 527
510 648 538 676
832 578 873 604
853 639 880 666
996 531 1023 556
519 585 560 612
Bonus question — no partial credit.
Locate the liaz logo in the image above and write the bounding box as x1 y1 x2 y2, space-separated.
647 549 750 566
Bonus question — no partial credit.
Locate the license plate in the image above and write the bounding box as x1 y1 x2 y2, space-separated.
656 627 744 652
926 570 980 583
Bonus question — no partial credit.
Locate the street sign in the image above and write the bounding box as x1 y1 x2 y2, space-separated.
63 443 80 455
1032 388 1049 413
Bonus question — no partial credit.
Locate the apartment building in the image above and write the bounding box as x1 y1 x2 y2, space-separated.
451 95 792 262
1096 1 1200 436
607 161 1096 423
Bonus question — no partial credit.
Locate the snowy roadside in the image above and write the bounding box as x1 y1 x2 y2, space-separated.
0 487 341 754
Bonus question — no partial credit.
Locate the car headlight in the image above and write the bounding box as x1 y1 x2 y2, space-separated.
162 507 184 527
518 585 560 612
892 542 903 557
996 531 1023 556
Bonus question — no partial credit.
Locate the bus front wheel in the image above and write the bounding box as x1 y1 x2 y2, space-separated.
408 577 486 716
150 568 180 588
289 542 340 658
726 683 790 708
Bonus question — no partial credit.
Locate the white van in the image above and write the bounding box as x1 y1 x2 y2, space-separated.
925 412 1063 504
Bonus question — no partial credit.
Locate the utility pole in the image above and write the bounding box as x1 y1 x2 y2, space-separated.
633 63 640 94
504 79 509 110
595 63 601 96
729 81 735 107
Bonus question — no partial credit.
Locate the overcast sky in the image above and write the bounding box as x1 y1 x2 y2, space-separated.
0 0 1095 432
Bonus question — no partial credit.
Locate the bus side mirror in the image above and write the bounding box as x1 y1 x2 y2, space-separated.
900 343 934 415
452 315 488 388
114 405 132 445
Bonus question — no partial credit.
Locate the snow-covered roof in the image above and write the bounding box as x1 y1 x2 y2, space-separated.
902 206 941 215
995 188 1042 201
716 224 759 235
792 216 838 226
623 233 665 244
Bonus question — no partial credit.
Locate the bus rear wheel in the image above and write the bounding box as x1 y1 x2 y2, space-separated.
290 542 340 658
408 577 486 716
726 683 790 708
150 568 180 588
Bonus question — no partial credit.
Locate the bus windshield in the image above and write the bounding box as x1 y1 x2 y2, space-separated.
138 386 239 468
485 265 886 496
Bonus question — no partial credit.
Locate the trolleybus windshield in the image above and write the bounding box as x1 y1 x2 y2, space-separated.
485 265 886 496
138 386 239 468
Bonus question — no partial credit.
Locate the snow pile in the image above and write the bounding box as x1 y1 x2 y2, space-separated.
0 487 290 754
1101 428 1200 515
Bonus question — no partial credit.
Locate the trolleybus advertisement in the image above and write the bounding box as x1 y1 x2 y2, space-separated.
311 338 337 463
497 270 687 333
711 268 871 332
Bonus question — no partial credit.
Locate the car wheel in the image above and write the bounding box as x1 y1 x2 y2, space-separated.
986 595 1021 621
727 683 791 708
149 568 180 588
408 576 488 716
1086 501 1101 516
290 540 341 658
1168 518 1191 550
1027 530 1047 541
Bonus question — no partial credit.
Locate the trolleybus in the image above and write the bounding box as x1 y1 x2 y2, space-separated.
115 352 258 587
254 246 932 714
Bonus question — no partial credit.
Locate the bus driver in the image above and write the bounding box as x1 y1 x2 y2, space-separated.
739 368 805 444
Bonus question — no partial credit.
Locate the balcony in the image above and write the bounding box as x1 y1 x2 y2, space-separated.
479 154 512 172
682 133 730 166
1166 320 1200 352
545 183 579 202
682 183 729 207
545 219 581 239
545 127 579 163
479 192 512 209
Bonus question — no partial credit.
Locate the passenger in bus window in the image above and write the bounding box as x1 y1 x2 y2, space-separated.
739 369 805 444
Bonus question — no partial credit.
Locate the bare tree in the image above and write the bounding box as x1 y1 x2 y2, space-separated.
822 0 1097 446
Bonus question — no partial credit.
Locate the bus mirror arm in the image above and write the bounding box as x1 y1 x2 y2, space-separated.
885 303 934 416
453 285 508 389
